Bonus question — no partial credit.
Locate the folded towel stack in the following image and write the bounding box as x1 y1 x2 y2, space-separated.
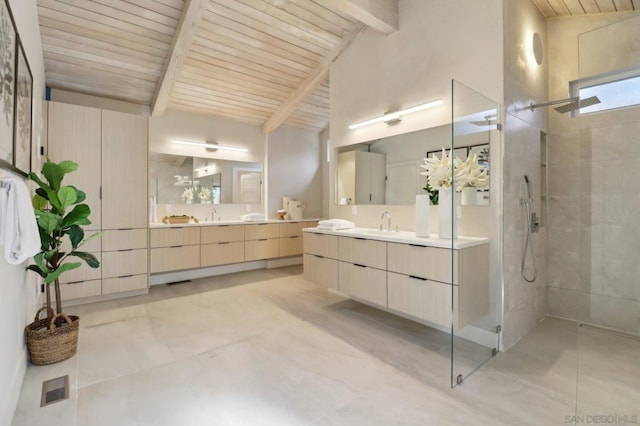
317 219 355 231
240 213 265 222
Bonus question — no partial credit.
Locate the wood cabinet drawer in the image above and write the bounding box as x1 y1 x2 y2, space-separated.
279 222 306 238
102 229 148 251
101 249 148 278
338 261 387 307
387 271 456 328
303 254 338 290
303 232 338 258
60 279 102 301
201 241 244 267
387 242 457 284
59 253 101 284
201 225 244 244
244 223 279 240
279 236 303 257
244 239 279 261
150 245 200 273
150 227 200 248
338 237 386 269
102 274 148 295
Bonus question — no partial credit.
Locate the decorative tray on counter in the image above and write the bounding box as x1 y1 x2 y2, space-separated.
162 215 199 224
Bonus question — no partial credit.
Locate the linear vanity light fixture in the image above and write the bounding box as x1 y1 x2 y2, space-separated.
172 139 248 153
348 99 444 130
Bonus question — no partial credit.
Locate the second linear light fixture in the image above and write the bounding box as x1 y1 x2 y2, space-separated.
348 99 444 130
172 139 248 152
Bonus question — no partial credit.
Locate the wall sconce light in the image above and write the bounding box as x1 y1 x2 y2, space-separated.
531 32 543 65
348 99 444 130
172 139 248 152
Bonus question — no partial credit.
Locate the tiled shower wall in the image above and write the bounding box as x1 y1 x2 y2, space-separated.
547 13 640 335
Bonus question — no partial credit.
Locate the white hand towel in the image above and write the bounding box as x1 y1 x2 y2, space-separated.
0 178 42 264
317 219 355 230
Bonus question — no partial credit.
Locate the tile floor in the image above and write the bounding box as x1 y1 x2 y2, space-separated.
11 266 640 425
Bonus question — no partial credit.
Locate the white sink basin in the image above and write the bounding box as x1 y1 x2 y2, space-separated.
367 229 399 236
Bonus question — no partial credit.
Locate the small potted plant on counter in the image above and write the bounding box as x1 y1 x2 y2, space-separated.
24 159 101 365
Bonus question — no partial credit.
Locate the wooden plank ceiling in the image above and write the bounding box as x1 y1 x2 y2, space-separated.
532 0 637 17
36 0 392 133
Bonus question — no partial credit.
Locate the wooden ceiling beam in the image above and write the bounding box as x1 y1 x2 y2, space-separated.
262 23 365 135
151 0 208 116
321 0 398 34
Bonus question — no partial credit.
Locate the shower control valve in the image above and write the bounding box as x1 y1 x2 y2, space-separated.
530 212 540 233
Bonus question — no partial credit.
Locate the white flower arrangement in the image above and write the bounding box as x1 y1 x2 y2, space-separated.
198 187 212 202
181 187 194 202
420 148 469 191
460 154 489 189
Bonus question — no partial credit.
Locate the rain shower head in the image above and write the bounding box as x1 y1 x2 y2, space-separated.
529 96 601 114
553 96 601 113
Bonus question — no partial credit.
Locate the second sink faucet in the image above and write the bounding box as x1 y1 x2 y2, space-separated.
380 210 391 231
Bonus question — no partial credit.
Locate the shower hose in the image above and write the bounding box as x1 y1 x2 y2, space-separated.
521 198 537 283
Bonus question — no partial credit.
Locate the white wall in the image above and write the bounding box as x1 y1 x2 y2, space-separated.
501 0 549 349
0 1 45 424
329 0 503 231
546 12 640 335
267 126 322 219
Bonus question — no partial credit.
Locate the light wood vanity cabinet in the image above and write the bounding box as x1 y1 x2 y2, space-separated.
201 225 245 267
244 224 280 261
279 221 318 257
303 230 489 329
150 227 201 273
338 261 387 306
48 102 150 301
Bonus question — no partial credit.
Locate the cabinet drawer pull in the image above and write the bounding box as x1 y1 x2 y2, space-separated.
118 274 134 279
171 227 184 229
354 263 367 268
67 280 84 285
257 223 267 226
218 225 230 227
313 254 325 259
409 275 427 281
117 228 134 231
409 244 427 248
258 238 268 241
118 249 134 252
170 245 183 248
354 237 366 240
289 236 299 239
218 241 230 245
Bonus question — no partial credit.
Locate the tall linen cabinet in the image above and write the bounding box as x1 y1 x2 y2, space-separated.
47 102 149 303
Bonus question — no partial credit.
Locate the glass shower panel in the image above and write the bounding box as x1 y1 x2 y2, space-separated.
575 15 640 414
450 80 501 387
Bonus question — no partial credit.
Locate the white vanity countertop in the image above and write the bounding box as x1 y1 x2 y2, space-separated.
150 218 322 229
304 227 488 249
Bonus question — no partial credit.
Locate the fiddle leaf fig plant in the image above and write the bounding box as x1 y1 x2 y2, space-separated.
26 158 101 315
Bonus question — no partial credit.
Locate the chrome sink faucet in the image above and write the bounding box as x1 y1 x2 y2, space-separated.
380 210 391 231
211 207 217 222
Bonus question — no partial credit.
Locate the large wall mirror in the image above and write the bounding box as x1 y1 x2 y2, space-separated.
335 124 490 206
150 152 263 205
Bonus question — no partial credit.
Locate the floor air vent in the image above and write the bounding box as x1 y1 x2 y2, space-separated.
41 375 69 407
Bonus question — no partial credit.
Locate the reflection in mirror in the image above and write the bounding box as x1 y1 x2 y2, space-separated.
149 152 262 205
335 124 490 206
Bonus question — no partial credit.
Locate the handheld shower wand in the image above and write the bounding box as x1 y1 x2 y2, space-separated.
520 176 539 282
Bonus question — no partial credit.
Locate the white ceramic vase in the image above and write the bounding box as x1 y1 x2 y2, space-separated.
461 187 477 205
438 187 457 239
415 194 430 237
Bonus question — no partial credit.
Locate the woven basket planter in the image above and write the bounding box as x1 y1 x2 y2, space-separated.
25 307 80 365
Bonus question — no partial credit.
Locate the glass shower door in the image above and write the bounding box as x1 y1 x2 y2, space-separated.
450 79 501 387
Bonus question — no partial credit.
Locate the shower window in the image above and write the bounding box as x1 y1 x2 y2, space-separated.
569 66 640 115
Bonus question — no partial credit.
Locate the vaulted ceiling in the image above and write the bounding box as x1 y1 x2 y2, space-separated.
36 1 636 133
532 0 637 17
36 0 396 133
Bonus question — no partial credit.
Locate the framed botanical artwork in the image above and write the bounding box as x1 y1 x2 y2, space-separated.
14 36 32 174
426 146 468 161
468 143 490 172
0 0 16 173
